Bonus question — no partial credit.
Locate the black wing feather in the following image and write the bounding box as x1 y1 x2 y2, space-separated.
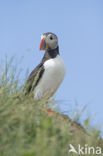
24 63 44 94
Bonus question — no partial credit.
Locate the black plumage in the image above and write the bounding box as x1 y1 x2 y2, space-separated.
25 63 44 94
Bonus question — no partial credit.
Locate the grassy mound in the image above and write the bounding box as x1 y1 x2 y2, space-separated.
0 58 103 156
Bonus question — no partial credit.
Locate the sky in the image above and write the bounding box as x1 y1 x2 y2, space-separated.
0 0 103 134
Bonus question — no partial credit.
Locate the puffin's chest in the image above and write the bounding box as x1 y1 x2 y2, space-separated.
34 55 65 99
42 55 65 86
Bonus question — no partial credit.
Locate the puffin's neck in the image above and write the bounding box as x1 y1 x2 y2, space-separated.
42 46 59 63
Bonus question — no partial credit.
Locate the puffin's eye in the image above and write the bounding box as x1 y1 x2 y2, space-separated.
50 36 53 40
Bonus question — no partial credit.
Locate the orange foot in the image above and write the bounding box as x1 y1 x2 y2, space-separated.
46 109 55 115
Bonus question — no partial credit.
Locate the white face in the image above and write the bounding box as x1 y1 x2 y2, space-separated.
41 33 58 50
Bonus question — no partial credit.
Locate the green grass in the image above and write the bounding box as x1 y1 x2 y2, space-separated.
0 58 103 156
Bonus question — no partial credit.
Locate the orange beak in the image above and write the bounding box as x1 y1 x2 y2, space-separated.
40 38 46 50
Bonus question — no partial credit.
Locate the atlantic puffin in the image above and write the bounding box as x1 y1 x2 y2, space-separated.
25 32 66 100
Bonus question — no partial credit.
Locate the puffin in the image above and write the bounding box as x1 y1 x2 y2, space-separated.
25 32 66 100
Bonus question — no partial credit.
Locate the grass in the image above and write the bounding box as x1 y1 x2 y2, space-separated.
0 57 103 156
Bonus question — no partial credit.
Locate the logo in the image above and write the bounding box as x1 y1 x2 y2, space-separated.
68 144 102 155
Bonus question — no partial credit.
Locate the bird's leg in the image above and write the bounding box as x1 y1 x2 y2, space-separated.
46 109 55 115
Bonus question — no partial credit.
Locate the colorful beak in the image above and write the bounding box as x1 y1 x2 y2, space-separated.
40 38 46 50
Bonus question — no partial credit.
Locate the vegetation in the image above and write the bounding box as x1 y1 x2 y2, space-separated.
0 57 103 156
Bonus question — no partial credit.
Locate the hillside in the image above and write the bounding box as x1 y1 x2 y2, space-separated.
0 59 103 156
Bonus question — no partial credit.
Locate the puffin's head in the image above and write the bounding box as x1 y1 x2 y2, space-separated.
40 32 58 51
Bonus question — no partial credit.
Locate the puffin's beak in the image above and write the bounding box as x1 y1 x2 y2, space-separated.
40 38 46 50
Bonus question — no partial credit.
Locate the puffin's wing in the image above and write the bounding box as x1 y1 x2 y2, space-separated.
24 63 44 95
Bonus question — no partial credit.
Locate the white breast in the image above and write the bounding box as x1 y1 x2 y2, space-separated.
34 55 66 100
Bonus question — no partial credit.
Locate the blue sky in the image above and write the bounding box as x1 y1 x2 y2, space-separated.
0 0 103 134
